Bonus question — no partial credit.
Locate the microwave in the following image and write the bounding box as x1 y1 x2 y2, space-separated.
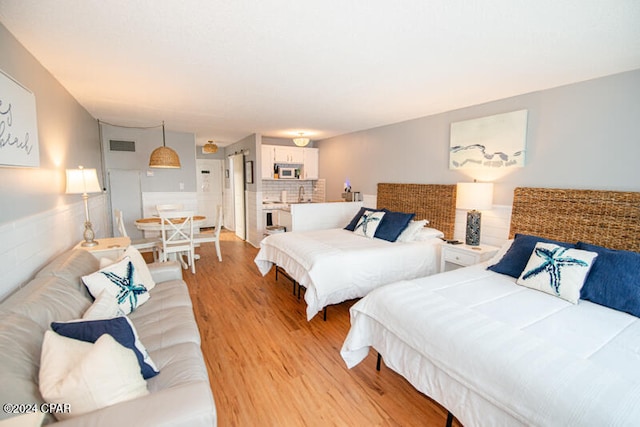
278 167 298 179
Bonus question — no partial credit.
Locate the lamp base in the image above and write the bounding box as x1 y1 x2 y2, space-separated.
81 221 98 247
465 210 482 246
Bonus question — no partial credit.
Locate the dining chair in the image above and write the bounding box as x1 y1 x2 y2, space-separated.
193 205 223 262
159 210 196 274
114 209 161 261
156 204 184 214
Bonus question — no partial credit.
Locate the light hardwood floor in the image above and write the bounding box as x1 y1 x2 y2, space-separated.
183 230 461 426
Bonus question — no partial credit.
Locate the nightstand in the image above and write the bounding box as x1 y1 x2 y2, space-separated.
440 243 499 273
74 236 131 261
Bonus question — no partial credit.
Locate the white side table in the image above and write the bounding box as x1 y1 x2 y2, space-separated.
74 237 131 261
440 243 499 273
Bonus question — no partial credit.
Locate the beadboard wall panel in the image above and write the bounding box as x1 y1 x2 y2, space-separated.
0 195 108 301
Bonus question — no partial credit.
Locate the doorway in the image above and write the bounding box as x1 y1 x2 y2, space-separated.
229 153 246 240
196 159 224 228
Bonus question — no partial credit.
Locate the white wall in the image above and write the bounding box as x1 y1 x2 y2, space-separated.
318 69 640 206
0 23 107 299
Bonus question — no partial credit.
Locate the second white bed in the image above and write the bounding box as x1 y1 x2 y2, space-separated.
255 228 443 320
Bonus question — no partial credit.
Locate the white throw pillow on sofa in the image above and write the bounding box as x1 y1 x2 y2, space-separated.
82 290 126 320
39 331 149 421
82 257 150 314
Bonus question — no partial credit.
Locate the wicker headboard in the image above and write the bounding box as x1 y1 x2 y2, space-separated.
510 187 640 252
376 183 457 239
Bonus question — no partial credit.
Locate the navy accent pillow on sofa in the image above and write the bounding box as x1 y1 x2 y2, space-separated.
577 241 640 317
52 317 159 379
488 233 575 278
374 209 415 242
345 207 381 231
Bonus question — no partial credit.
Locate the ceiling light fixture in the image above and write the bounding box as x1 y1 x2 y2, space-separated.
149 121 181 168
293 132 310 147
203 140 218 154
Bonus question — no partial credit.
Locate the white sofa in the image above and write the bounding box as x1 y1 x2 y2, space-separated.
0 248 216 426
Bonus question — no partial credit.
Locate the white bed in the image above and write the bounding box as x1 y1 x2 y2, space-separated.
254 183 458 321
341 187 640 426
255 227 443 320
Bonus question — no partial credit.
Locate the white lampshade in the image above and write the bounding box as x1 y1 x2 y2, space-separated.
65 167 101 195
456 182 494 210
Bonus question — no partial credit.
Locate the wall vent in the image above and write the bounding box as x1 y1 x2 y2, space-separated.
109 140 136 152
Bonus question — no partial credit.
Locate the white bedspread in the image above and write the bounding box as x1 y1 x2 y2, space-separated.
254 228 442 320
341 265 640 426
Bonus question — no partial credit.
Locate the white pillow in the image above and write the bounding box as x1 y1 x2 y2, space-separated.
39 331 149 421
82 257 150 314
353 210 385 238
122 246 156 291
516 242 598 304
396 219 428 242
82 290 126 320
412 227 444 241
98 247 156 292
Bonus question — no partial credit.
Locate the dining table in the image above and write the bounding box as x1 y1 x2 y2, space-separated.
134 215 207 233
134 215 207 269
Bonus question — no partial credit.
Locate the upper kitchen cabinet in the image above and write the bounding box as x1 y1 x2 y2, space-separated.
261 144 275 179
302 147 318 180
261 144 318 180
274 146 303 164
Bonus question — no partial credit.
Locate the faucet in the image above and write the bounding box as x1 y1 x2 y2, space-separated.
298 185 305 203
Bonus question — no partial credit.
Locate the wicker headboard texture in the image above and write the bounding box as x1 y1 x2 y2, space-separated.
376 183 457 240
510 187 640 252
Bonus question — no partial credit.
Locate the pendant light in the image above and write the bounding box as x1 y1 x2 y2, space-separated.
293 132 310 147
203 140 218 154
149 121 181 168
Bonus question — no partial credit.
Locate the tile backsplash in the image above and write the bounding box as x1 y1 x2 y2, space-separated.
262 179 325 203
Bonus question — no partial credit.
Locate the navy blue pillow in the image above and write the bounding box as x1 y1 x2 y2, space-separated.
51 317 159 379
577 241 640 317
374 209 415 242
345 207 381 231
488 233 575 278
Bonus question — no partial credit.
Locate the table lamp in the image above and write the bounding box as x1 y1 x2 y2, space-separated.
456 182 494 246
66 166 102 247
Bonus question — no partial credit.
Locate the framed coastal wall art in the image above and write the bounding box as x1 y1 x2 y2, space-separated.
449 109 528 170
0 69 40 167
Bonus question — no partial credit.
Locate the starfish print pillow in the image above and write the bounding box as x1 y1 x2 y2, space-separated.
82 256 150 314
353 210 385 238
516 242 598 304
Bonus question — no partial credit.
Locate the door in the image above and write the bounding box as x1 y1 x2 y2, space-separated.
108 169 143 239
230 153 246 240
196 159 224 227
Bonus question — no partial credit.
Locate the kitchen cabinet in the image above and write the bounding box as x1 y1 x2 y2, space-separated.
261 145 318 180
274 146 303 164
261 145 275 179
302 148 319 180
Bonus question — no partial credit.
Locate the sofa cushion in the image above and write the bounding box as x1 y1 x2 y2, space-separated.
35 249 99 298
128 280 201 350
146 342 210 392
0 313 52 423
2 276 92 328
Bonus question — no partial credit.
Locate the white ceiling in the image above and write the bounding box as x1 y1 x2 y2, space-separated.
1 0 639 147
